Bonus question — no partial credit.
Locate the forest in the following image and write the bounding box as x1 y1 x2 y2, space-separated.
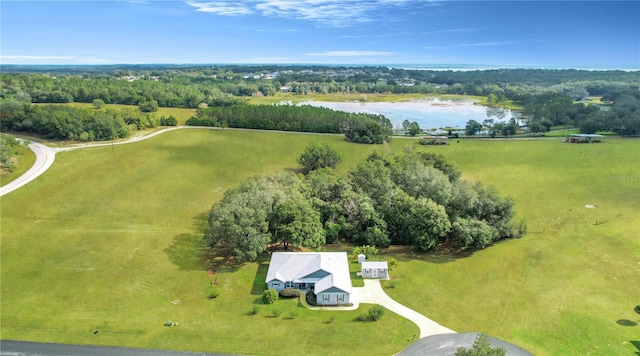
186 104 392 143
204 148 522 262
1 65 638 139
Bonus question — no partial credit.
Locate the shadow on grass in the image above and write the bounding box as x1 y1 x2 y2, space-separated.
164 233 208 271
617 319 638 327
631 341 640 356
251 254 270 295
164 213 246 272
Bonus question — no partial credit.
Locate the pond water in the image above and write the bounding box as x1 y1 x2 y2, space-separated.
298 98 517 130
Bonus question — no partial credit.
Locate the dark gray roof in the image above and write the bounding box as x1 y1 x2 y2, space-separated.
398 332 533 356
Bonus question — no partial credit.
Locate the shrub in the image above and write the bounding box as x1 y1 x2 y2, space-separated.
262 289 279 304
279 288 301 299
159 115 178 126
249 305 260 315
271 309 281 317
368 304 385 321
306 290 317 306
357 313 368 322
288 311 298 319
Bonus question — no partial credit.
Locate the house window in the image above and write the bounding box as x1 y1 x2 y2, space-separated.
298 283 306 289
309 284 315 291
285 281 293 288
323 294 329 302
365 269 370 274
338 294 344 303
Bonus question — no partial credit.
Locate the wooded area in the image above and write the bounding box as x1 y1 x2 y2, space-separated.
204 149 521 262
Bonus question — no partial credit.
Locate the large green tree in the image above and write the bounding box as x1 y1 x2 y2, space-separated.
465 119 483 136
298 143 342 173
269 198 325 249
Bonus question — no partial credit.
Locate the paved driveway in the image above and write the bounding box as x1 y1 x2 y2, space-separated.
310 279 455 338
354 279 455 338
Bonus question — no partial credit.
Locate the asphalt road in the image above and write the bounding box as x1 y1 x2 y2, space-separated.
0 340 228 356
0 140 58 197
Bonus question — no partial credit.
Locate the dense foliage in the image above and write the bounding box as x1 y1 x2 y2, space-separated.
0 134 22 172
0 101 161 141
297 143 342 173
186 104 391 143
204 149 522 261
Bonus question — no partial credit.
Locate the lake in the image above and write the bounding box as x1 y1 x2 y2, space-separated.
297 98 517 130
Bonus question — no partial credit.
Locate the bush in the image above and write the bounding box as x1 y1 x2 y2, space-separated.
271 309 281 317
249 305 260 315
159 115 178 126
357 313 368 322
279 288 301 299
368 304 385 321
305 290 317 306
262 289 279 304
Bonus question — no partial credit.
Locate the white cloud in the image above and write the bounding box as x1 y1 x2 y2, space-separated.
306 50 394 57
185 0 437 27
186 1 253 16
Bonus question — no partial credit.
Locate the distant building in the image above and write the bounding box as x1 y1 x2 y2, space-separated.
566 134 605 143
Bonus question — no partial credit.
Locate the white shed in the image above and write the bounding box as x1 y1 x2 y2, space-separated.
361 261 389 279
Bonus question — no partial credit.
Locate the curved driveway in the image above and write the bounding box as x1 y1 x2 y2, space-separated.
0 127 186 198
0 140 58 197
309 279 455 338
354 279 455 338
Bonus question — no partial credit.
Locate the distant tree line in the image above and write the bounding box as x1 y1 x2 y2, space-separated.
520 91 639 136
204 148 523 262
186 104 392 143
2 66 637 136
0 101 174 141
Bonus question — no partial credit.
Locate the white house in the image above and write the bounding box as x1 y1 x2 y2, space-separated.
361 261 389 279
265 252 352 306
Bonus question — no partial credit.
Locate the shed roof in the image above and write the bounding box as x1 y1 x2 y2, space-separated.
362 261 388 269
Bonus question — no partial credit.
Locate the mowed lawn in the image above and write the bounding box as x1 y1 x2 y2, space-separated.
1 130 638 355
0 129 415 355
383 138 640 355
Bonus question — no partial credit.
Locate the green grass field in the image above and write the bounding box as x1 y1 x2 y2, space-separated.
1 130 638 355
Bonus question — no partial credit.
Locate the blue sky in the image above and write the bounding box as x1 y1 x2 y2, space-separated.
1 1 639 68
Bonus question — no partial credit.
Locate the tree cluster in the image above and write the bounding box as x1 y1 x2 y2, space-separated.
522 91 640 136
186 104 391 143
203 148 522 262
0 134 22 172
0 101 158 141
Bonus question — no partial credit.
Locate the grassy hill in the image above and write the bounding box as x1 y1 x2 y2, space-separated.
1 129 638 355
